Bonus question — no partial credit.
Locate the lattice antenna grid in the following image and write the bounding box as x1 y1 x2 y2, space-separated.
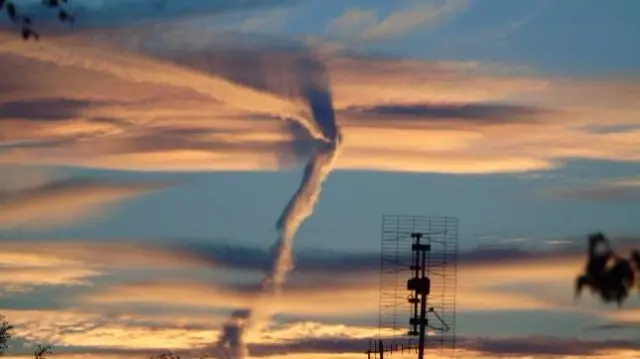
366 215 459 359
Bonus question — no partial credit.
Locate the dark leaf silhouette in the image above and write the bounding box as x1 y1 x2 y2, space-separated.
150 352 182 359
575 232 640 307
0 314 14 356
2 0 75 40
34 344 53 359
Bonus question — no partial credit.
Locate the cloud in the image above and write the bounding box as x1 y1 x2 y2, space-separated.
542 178 640 201
0 177 172 230
0 267 99 294
458 336 640 357
239 8 296 33
1 238 570 316
0 308 221 352
329 0 468 40
170 233 640 274
0 99 109 122
1 237 639 358
0 241 213 272
8 231 609 276
3 234 638 310
3 305 639 359
7 0 296 32
75 242 610 315
1 307 387 353
1 27 638 175
81 278 381 317
4 232 635 310
346 103 550 123
0 239 217 293
586 308 640 332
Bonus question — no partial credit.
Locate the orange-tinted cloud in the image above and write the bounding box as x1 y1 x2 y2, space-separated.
0 177 172 229
0 240 214 272
0 29 638 174
0 240 212 293
2 235 627 313
542 177 640 201
1 238 638 358
3 236 635 313
328 0 468 41
3 305 639 359
76 247 589 315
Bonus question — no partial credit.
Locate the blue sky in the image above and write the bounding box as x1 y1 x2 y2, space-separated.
1 1 639 359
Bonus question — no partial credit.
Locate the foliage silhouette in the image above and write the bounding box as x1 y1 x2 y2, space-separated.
149 351 211 359
575 232 640 307
34 344 53 359
0 314 54 358
1 0 74 40
0 315 14 356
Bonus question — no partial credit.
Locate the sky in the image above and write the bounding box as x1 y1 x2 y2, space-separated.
0 0 639 358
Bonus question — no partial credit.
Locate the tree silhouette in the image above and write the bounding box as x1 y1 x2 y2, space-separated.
150 352 182 359
34 344 53 359
0 315 55 359
575 232 640 307
149 351 210 359
1 0 75 41
0 315 14 357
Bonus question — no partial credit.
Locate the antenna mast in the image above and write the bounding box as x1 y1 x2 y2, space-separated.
366 215 458 359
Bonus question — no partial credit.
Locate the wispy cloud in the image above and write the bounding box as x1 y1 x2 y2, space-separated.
543 178 640 201
328 0 468 41
1 29 638 175
0 237 590 314
1 236 639 357
5 0 295 31
2 310 639 359
0 267 99 295
75 240 630 314
0 240 211 293
0 176 172 230
239 8 297 33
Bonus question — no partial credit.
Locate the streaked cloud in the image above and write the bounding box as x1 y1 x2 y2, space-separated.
328 0 468 40
75 243 604 315
1 307 385 352
239 8 297 33
0 28 637 175
0 239 208 293
0 266 99 295
543 177 640 201
1 237 639 358
4 234 637 311
0 241 212 272
5 0 296 31
81 279 380 317
2 311 639 359
0 176 172 230
2 304 638 358
0 3 636 359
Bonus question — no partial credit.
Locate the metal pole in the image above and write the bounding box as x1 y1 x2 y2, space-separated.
418 245 427 359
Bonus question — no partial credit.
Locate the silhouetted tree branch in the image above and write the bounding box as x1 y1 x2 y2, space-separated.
149 351 210 359
575 232 640 307
34 344 53 359
150 352 182 359
1 0 75 40
0 314 14 357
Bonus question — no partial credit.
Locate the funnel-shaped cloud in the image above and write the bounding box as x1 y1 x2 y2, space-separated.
268 142 341 292
215 48 342 359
